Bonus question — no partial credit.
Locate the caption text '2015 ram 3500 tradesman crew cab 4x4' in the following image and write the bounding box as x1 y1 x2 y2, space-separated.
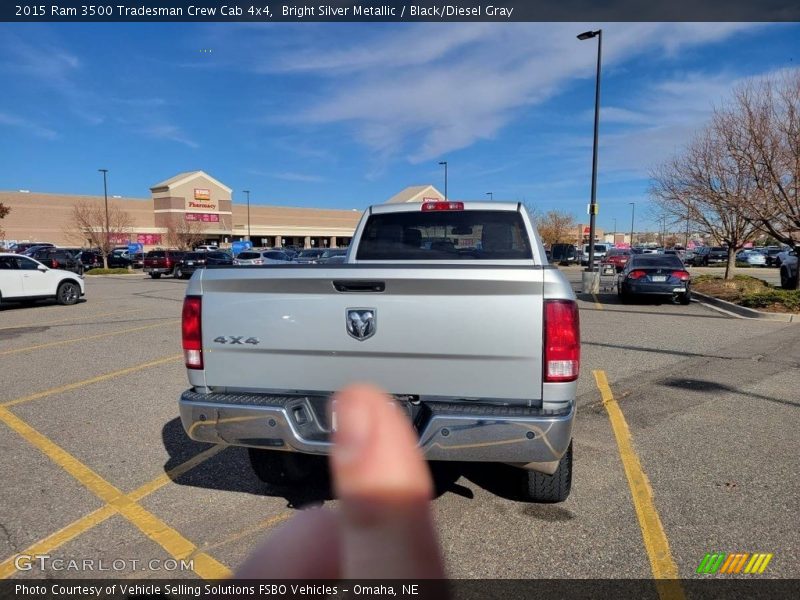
179 201 580 502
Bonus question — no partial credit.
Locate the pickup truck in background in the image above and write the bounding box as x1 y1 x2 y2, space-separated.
143 250 185 278
179 201 580 502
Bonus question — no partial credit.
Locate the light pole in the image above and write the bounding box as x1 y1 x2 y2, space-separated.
685 202 691 248
486 192 493 201
629 202 635 248
243 190 251 241
98 169 109 268
438 161 448 201
578 28 602 272
613 218 617 244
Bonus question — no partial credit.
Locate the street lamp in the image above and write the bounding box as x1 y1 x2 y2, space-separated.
613 218 617 243
577 28 602 272
486 192 493 201
243 190 251 241
438 161 448 201
98 169 109 268
629 202 635 248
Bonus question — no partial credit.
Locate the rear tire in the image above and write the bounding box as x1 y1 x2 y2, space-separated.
56 281 79 305
679 291 692 305
248 448 327 486
781 268 797 290
175 267 184 279
150 273 161 279
521 442 572 503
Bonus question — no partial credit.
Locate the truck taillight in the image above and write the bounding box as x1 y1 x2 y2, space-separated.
421 201 464 211
182 296 203 369
544 300 580 383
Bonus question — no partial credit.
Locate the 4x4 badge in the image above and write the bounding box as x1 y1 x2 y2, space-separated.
346 309 376 341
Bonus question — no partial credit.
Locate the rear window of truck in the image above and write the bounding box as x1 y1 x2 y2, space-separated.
356 210 533 260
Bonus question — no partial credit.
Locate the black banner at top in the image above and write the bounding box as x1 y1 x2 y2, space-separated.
3 0 800 22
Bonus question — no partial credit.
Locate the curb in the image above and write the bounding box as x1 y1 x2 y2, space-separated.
693 291 798 323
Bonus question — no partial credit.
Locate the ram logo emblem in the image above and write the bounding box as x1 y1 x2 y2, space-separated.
346 309 376 341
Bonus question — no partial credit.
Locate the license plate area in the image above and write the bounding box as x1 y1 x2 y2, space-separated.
329 397 417 433
651 275 667 282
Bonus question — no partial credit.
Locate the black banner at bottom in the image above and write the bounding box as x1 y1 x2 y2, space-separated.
3 579 800 600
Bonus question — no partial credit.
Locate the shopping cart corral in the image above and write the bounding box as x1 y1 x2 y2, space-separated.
598 262 618 292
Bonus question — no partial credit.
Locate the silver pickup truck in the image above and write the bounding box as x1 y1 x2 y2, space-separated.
179 201 580 502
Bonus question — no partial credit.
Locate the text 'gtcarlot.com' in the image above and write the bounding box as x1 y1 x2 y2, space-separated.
13 554 194 572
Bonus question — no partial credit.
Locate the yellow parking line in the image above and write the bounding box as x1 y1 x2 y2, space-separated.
0 320 179 356
1 354 182 408
0 445 225 580
0 506 117 579
0 308 147 331
198 513 293 555
591 293 604 310
592 371 684 599
0 407 230 579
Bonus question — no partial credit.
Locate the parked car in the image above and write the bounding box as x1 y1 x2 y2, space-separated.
324 254 346 264
691 246 728 266
618 254 692 304
550 243 578 265
0 253 85 306
79 251 103 270
174 251 233 279
759 247 783 267
143 250 186 278
294 249 326 264
602 248 631 273
580 243 610 266
775 248 795 268
131 252 145 269
179 200 578 502
194 244 219 251
29 247 84 275
10 242 54 254
780 251 798 289
316 248 347 264
736 250 767 267
233 250 292 266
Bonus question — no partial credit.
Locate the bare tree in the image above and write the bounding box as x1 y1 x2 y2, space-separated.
0 203 9 241
67 201 133 269
715 72 800 287
535 210 577 247
650 126 760 279
164 215 207 250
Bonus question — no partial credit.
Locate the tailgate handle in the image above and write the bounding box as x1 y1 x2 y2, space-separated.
333 280 385 293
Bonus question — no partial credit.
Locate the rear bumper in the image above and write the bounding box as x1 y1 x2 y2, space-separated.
144 267 171 274
179 389 575 474
624 281 688 295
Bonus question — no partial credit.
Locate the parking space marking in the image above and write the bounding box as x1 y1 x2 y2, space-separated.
0 445 225 580
0 320 179 357
0 407 230 579
592 370 685 599
1 354 182 408
591 293 604 310
0 308 147 331
198 513 293 555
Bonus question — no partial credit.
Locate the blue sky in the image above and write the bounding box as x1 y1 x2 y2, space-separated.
1 22 798 230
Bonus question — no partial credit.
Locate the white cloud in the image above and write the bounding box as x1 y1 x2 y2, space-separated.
270 23 763 163
145 124 199 149
0 112 57 140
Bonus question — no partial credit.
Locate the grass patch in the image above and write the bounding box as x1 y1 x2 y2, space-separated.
693 275 799 313
85 268 132 275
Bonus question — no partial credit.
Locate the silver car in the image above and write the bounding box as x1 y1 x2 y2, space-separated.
233 250 292 265
736 250 767 267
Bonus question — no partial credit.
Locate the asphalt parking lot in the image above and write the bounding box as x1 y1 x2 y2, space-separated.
0 270 798 582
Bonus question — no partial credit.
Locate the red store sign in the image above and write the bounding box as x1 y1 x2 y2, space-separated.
185 213 220 223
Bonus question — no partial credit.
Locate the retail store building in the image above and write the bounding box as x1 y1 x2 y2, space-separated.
1 171 445 250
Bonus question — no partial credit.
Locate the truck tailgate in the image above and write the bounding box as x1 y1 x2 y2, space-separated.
197 266 545 404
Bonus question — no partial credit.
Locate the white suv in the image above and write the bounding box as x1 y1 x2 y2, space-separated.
0 253 85 306
581 243 611 266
